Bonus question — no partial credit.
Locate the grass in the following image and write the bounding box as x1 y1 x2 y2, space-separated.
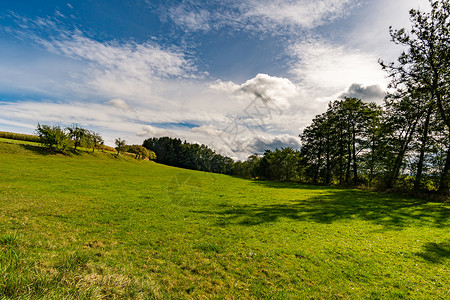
0 140 449 299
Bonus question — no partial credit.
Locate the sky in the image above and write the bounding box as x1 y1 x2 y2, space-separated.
0 0 430 160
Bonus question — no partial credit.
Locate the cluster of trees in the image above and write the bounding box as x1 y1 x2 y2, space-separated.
234 1 450 195
35 124 104 152
233 149 303 181
142 137 234 174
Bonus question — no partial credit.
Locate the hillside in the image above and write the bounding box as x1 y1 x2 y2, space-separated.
0 141 449 299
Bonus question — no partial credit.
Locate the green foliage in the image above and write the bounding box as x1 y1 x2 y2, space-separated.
66 124 88 150
380 0 450 193
0 141 448 298
114 138 127 155
35 123 70 150
85 131 104 153
299 98 381 186
128 144 153 160
142 137 233 174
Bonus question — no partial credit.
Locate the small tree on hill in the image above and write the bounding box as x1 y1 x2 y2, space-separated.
66 124 87 151
35 124 70 150
115 138 127 155
85 131 104 153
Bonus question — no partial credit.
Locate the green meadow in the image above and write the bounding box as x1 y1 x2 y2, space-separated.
0 140 449 299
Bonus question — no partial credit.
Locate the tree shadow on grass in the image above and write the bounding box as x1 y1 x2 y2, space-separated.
18 144 53 156
250 180 340 191
17 144 84 156
416 241 450 263
194 188 449 230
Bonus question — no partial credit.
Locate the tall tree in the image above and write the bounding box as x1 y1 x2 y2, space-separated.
380 0 450 193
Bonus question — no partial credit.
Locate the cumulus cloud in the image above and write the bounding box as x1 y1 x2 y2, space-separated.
245 135 301 154
239 74 297 108
338 83 386 101
106 98 132 110
211 74 298 109
209 80 240 93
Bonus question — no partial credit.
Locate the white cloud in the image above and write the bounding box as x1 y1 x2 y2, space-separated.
106 98 132 111
159 0 359 35
191 124 224 136
239 74 297 108
211 74 298 109
168 5 211 32
289 40 387 95
137 125 175 138
8 17 199 105
241 0 357 30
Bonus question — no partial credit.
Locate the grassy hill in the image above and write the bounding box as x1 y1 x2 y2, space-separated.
0 140 449 299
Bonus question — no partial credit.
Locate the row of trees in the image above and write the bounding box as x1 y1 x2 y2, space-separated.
142 137 234 174
36 124 104 152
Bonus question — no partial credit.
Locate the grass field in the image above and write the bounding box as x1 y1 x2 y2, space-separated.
0 141 449 299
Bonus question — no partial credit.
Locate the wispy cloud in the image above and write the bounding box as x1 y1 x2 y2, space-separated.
6 15 199 105
162 0 359 35
168 3 211 32
241 0 358 30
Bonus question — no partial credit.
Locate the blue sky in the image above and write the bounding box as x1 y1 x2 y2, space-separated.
0 0 429 159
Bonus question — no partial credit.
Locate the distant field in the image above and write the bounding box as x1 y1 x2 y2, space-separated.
0 141 448 299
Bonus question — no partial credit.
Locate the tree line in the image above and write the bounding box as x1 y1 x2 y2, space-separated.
36 124 105 152
142 137 234 174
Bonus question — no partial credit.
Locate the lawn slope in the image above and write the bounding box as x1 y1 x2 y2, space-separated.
0 141 449 299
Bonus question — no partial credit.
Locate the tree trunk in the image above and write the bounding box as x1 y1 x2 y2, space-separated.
313 147 322 184
368 133 376 186
352 122 358 185
414 105 432 190
339 126 344 185
386 120 418 189
438 139 450 195
325 142 330 185
345 133 351 185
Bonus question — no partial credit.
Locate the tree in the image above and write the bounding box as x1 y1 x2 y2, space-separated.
35 123 70 150
66 124 87 151
115 138 127 155
300 98 380 186
128 145 153 160
84 131 104 153
380 0 450 193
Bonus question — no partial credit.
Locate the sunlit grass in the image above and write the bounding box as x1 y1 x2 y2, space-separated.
0 141 448 299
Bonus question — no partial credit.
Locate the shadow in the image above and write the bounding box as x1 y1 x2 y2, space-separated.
251 180 341 191
18 144 53 156
416 241 450 263
16 144 85 156
193 188 450 230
